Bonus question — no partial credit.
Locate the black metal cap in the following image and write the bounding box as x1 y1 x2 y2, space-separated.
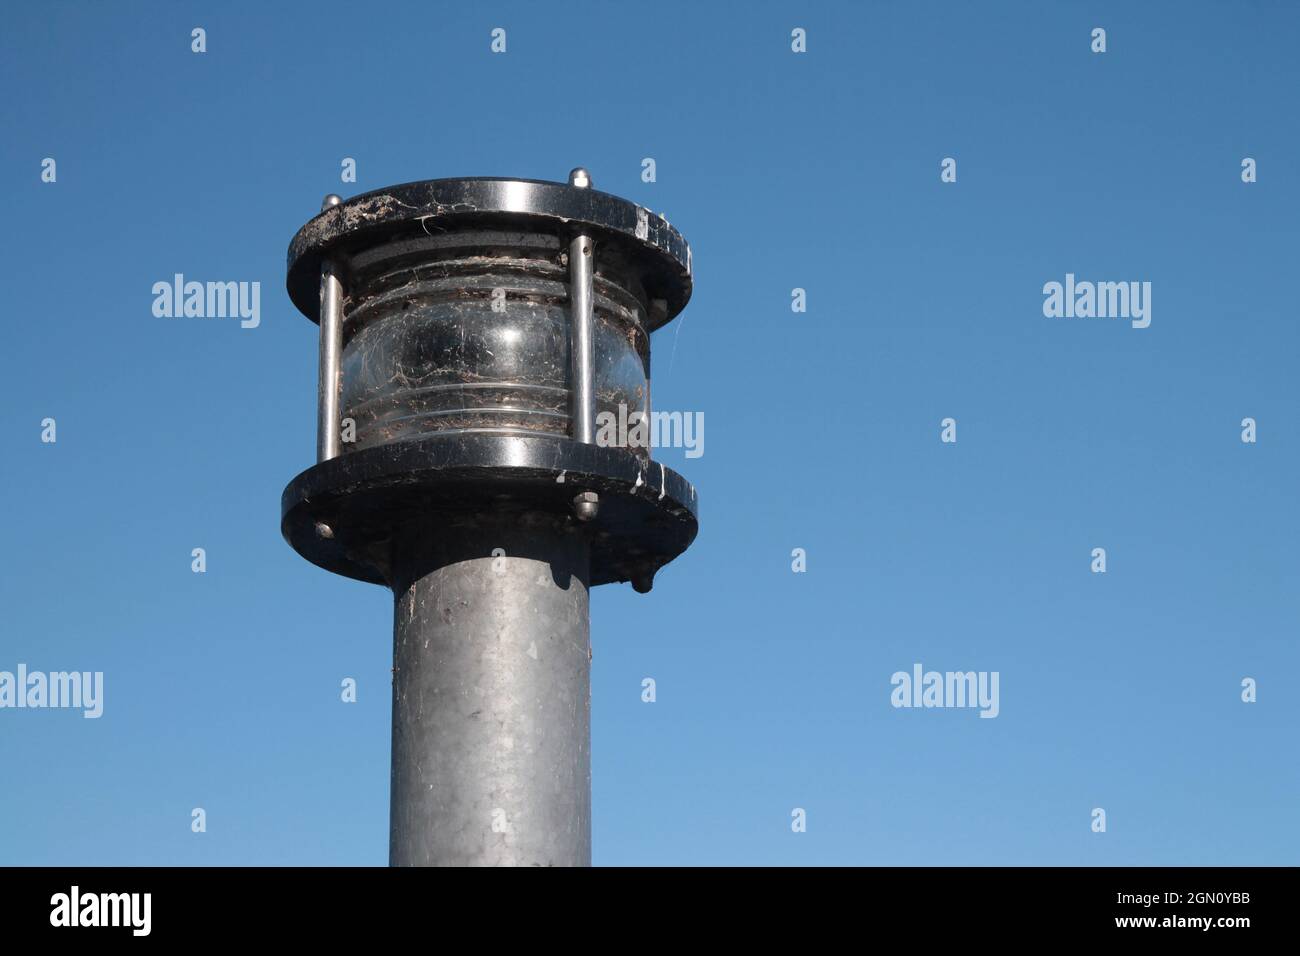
286 177 693 329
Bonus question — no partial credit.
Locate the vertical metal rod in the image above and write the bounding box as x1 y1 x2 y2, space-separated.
567 168 596 444
388 521 592 866
317 194 344 462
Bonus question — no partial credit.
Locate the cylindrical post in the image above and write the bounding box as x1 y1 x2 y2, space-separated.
317 194 344 462
567 168 596 444
388 520 592 866
282 174 700 868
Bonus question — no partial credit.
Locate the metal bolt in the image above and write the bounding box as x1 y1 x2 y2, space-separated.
321 193 342 211
573 491 600 521
568 167 592 189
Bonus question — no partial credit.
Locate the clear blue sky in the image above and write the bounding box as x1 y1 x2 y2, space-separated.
1 0 1296 865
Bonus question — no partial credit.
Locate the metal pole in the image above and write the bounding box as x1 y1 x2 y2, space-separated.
316 193 344 462
567 168 596 444
388 520 591 866
282 173 700 868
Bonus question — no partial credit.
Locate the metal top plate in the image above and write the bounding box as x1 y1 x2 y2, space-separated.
286 177 693 327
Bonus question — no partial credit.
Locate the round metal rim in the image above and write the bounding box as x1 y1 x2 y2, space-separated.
281 433 700 589
286 177 693 328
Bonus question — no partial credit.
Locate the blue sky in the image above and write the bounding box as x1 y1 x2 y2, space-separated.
1 0 1296 865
